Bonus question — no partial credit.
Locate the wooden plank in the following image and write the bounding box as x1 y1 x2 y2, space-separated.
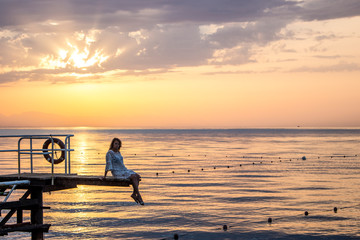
0 174 52 188
0 199 39 210
31 187 44 240
0 209 16 226
0 173 131 189
0 222 51 235
56 175 131 187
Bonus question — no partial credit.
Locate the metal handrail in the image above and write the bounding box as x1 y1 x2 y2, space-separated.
0 180 30 202
0 134 74 185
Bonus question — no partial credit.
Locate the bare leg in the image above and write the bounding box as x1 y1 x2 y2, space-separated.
130 174 143 205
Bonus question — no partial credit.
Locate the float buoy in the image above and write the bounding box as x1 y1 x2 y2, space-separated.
42 138 66 164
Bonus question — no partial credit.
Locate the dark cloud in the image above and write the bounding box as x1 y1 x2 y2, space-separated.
1 0 358 33
300 0 360 21
0 0 296 28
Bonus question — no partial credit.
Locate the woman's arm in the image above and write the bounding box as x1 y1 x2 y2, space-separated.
105 151 114 172
102 151 113 180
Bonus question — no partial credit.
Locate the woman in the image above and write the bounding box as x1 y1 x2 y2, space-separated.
103 138 144 205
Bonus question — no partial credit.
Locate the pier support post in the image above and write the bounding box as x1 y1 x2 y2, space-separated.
31 187 44 240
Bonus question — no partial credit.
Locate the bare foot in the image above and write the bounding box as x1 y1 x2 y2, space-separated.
138 195 144 205
131 194 139 204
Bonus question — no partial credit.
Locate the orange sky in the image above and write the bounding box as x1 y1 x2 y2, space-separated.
1 1 360 128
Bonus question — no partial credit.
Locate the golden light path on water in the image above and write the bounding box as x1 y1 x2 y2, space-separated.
0 128 359 239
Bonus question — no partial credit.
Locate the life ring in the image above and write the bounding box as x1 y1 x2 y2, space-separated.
42 138 66 164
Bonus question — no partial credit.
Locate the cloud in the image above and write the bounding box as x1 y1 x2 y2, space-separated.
289 62 360 72
0 0 359 83
313 55 342 59
0 0 296 29
300 0 360 21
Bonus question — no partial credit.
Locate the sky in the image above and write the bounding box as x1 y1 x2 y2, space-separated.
0 0 360 128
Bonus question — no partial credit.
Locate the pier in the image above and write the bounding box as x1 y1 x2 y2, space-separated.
0 134 130 239
0 174 130 239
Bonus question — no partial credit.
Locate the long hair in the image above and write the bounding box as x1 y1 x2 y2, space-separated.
109 137 122 151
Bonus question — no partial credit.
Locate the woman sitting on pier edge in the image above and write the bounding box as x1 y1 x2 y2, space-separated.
103 137 144 205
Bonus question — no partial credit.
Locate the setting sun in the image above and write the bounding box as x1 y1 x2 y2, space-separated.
64 41 109 69
40 33 109 72
0 1 359 128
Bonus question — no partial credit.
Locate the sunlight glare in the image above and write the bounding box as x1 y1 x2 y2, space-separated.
66 42 109 69
40 40 109 70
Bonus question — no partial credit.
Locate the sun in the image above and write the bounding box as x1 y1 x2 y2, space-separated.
40 36 109 70
64 42 109 69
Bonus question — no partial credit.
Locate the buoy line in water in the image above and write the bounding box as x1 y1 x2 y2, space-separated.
152 153 357 157
89 152 359 178
159 204 360 240
127 152 359 159
149 154 360 240
149 154 359 177
264 204 358 223
94 151 358 160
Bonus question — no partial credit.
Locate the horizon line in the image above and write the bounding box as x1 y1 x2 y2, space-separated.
1 126 360 130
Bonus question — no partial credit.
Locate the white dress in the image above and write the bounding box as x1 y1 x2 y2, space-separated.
105 150 137 179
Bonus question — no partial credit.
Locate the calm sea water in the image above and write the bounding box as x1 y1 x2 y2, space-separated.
1 128 360 239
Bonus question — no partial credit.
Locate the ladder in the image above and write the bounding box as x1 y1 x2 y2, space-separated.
1 180 30 203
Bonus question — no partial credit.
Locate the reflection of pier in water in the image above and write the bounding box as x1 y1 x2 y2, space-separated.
0 134 129 239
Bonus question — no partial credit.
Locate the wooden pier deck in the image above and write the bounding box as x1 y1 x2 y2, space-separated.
0 173 131 239
0 173 131 192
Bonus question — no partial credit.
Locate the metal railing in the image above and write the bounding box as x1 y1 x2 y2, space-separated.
1 180 30 202
0 135 74 183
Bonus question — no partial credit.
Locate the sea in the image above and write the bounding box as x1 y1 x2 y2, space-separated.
0 128 359 240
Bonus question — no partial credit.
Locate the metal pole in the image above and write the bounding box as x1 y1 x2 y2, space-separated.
3 184 17 202
0 180 30 186
68 136 71 174
17 138 23 179
30 137 33 174
51 137 54 185
65 136 68 174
